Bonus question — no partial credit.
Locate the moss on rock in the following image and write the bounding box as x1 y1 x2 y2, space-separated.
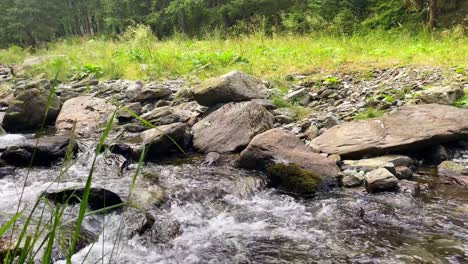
267 163 322 195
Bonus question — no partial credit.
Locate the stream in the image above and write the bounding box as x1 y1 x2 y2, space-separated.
0 137 467 264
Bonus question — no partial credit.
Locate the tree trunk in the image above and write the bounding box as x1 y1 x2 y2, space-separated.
428 0 437 28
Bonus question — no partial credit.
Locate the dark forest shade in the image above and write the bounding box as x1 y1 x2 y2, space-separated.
0 0 466 47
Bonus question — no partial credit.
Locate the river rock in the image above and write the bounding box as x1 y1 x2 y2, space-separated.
193 102 273 153
438 161 467 177
365 168 399 193
311 104 468 158
0 134 28 150
111 122 190 160
192 70 268 106
417 84 464 105
341 170 365 187
342 155 414 171
1 134 76 166
56 96 116 138
238 128 340 194
2 88 60 132
44 187 123 211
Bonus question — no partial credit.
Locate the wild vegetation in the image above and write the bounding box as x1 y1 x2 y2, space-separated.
0 1 467 263
0 25 466 82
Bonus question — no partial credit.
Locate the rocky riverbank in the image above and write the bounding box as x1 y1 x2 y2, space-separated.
0 63 467 262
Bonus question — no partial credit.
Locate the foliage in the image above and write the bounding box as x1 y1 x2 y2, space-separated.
455 94 468 108
1 29 466 81
354 107 385 119
0 0 467 47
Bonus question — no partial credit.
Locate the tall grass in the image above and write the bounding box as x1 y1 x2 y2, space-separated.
0 26 466 82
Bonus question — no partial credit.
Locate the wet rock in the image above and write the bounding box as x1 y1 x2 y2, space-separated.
202 152 221 166
0 166 15 179
416 84 464 105
193 102 273 153
111 122 190 160
239 128 340 194
438 161 467 177
395 166 413 179
312 104 468 158
341 170 365 187
1 134 76 166
342 155 414 171
56 96 116 138
0 134 28 150
365 168 399 193
2 88 60 132
399 180 427 196
192 70 267 106
44 187 123 212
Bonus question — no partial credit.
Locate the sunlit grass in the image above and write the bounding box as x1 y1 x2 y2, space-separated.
0 29 467 82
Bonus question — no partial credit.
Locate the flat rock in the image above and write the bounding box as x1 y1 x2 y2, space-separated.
56 96 116 138
342 155 414 171
193 102 273 153
192 70 268 106
1 134 76 166
311 104 468 158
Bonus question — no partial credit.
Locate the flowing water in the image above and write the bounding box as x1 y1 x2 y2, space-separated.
0 145 467 264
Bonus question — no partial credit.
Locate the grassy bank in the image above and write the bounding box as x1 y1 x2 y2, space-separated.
0 27 467 82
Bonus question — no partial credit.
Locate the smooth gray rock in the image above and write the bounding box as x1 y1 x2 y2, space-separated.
56 96 115 138
192 71 267 106
193 102 273 153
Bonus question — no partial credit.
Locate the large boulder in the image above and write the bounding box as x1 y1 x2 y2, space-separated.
56 96 116 138
238 129 341 194
192 102 274 153
192 71 268 106
365 168 399 193
110 122 190 160
416 84 464 105
2 88 60 132
311 104 468 158
1 134 76 166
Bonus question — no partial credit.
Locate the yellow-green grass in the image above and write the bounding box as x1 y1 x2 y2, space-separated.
0 30 467 82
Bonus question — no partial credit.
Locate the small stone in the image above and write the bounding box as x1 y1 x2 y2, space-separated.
395 166 413 179
365 168 399 193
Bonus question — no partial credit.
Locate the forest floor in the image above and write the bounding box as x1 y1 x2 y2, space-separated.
0 31 467 86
